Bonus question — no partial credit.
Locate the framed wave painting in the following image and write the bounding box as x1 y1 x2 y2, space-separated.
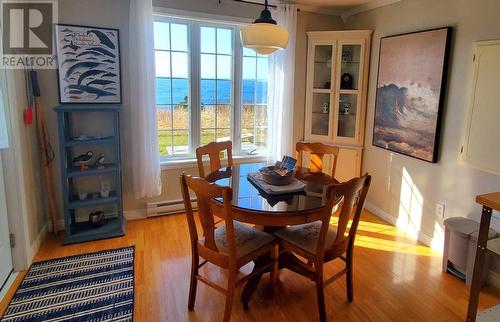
55 24 121 104
373 27 452 163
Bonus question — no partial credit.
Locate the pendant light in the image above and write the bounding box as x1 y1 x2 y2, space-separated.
240 0 289 55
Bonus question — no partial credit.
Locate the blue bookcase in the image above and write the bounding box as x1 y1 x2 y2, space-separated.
54 104 124 244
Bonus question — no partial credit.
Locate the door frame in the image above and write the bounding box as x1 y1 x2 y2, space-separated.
1 69 33 272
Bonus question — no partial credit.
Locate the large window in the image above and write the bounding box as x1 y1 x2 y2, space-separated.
154 17 269 160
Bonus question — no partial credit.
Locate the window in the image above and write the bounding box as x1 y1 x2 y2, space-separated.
154 22 190 156
154 16 269 160
200 26 233 146
241 48 268 152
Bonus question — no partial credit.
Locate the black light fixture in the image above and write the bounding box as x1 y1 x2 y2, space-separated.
239 0 289 55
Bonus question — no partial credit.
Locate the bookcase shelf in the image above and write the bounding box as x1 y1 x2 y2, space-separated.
67 164 119 177
54 104 124 245
65 137 116 147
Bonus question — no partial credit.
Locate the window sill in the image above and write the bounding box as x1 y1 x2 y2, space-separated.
160 154 267 171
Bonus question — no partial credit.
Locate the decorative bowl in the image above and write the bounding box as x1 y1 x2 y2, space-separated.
259 166 295 186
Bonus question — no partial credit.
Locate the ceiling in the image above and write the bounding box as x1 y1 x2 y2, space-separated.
268 0 401 18
285 0 374 8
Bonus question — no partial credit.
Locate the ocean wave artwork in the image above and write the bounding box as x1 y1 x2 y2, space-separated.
55 24 121 104
373 28 451 163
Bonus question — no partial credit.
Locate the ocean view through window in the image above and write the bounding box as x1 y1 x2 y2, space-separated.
154 16 269 160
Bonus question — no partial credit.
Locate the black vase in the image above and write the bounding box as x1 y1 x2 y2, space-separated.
89 211 105 228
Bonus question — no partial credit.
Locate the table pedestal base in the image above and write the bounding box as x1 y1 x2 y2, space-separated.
241 250 313 309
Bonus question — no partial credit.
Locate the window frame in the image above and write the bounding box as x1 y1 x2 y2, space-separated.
154 13 268 163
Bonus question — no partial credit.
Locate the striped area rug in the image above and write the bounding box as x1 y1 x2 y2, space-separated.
1 246 134 322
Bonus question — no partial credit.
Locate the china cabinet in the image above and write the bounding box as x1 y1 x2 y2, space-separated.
304 30 372 181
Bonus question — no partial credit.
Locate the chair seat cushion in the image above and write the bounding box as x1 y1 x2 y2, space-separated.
204 221 275 258
274 221 337 255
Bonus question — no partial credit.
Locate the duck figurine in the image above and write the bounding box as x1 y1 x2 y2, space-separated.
73 151 93 170
94 153 105 169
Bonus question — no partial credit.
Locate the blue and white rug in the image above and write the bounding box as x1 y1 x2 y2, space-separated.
1 246 134 322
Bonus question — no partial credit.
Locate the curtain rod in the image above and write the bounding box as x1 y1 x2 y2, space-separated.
228 1 301 11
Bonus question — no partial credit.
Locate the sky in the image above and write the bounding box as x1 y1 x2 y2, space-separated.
154 22 268 80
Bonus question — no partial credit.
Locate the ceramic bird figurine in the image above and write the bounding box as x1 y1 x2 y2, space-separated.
94 153 105 169
73 151 93 170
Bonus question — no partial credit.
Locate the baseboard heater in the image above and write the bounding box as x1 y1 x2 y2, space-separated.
146 198 196 217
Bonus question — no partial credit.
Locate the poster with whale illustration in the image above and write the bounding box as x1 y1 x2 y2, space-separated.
55 24 121 104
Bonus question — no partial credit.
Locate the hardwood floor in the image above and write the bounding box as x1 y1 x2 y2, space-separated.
1 211 499 321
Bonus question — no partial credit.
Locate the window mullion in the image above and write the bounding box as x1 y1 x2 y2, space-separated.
233 26 242 154
190 22 201 153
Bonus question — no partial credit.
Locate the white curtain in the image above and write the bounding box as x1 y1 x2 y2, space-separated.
267 4 297 162
129 0 162 198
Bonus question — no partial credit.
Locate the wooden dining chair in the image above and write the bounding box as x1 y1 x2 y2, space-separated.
180 173 277 322
296 142 340 177
196 141 233 178
274 174 371 322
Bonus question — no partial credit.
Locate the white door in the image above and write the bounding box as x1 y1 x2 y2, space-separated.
0 68 12 291
0 153 13 291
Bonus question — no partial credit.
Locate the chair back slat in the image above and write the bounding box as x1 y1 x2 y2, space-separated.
296 142 339 176
180 174 234 255
196 141 233 177
333 175 369 245
316 174 371 259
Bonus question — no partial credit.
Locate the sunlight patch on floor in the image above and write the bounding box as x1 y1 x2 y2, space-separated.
329 216 439 257
354 234 439 257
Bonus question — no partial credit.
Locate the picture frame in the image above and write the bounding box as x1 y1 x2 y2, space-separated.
372 27 452 163
55 23 122 104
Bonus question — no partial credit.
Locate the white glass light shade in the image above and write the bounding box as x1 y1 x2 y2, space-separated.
241 23 289 55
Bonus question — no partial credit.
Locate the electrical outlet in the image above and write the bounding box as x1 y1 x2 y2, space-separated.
436 203 445 218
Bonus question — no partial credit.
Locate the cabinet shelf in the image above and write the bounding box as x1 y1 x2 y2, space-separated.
65 217 124 244
69 191 119 209
339 89 359 95
312 88 331 93
67 164 118 177
65 137 116 147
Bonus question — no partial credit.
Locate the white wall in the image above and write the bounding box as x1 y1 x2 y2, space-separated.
345 0 500 250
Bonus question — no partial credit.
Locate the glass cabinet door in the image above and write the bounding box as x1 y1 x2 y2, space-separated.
307 43 334 139
311 93 331 136
335 42 364 143
313 45 333 90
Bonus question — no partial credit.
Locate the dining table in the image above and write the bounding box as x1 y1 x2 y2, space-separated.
207 162 340 309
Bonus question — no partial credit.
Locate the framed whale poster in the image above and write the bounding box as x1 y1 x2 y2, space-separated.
55 24 121 104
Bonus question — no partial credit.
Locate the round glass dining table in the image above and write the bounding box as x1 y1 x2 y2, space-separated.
208 162 339 227
206 162 340 309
